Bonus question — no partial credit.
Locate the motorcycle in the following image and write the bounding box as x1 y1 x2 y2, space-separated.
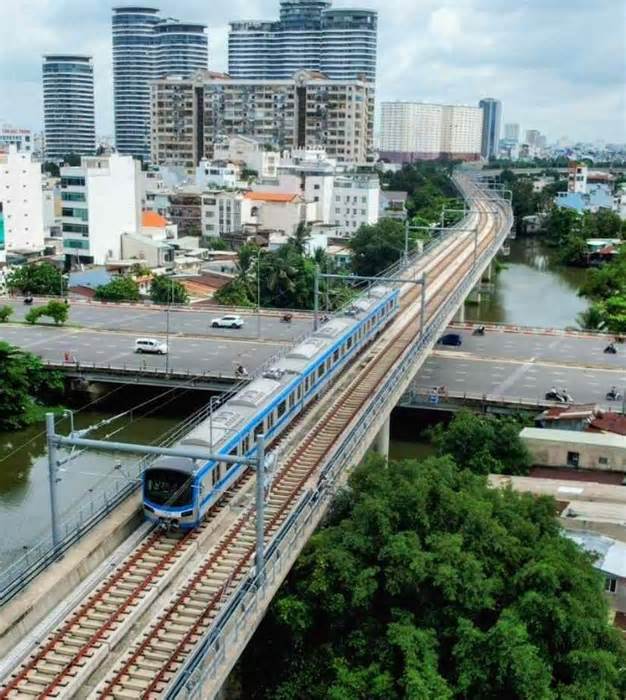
235 365 249 378
606 390 623 401
545 389 572 403
281 313 293 324
23 296 33 305
604 344 617 354
472 325 486 336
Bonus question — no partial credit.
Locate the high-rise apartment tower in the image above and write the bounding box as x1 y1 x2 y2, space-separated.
112 6 208 161
228 0 377 82
42 55 96 160
479 97 502 160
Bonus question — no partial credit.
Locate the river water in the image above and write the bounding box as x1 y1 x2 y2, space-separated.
0 392 196 565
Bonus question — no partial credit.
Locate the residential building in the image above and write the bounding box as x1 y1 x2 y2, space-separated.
520 427 626 472
121 232 175 270
568 161 588 193
504 123 520 142
379 190 407 221
112 6 208 161
201 190 250 239
150 70 374 167
228 0 377 83
0 125 32 154
0 146 45 255
331 174 379 238
214 136 280 179
525 129 544 149
379 102 483 162
42 55 96 160
566 532 626 615
244 191 314 235
42 175 61 237
478 97 502 160
555 185 615 214
196 160 240 189
141 210 178 241
60 153 141 264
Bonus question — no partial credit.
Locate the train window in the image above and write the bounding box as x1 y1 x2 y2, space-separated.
347 336 353 350
277 400 286 418
144 468 193 507
333 349 339 363
254 423 263 439
267 413 275 431
288 393 295 409
212 466 219 486
317 364 324 379
296 385 302 400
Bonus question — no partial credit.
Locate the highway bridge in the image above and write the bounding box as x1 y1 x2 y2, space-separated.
0 172 513 699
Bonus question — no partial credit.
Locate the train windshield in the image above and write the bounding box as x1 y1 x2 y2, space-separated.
144 468 193 508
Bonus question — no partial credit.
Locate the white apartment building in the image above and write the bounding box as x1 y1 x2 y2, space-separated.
196 160 240 189
0 126 33 154
331 174 379 238
213 136 280 178
379 102 483 162
61 153 141 264
201 190 250 239
0 146 45 256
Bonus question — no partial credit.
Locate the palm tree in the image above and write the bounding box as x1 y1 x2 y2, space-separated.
288 222 311 256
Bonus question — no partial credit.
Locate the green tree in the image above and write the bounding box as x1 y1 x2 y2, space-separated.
94 276 140 302
240 453 626 699
23 301 69 325
149 275 189 305
349 219 410 276
6 262 64 296
212 278 254 307
596 295 626 334
431 410 532 475
24 307 43 324
0 305 13 322
576 305 604 331
288 222 311 256
0 342 63 430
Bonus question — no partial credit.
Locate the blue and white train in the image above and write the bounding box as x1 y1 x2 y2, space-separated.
142 285 400 529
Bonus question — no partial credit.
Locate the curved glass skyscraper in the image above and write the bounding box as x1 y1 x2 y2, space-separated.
112 6 207 161
229 0 377 83
42 55 96 160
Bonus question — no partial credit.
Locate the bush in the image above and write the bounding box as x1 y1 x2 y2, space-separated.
23 301 70 326
94 276 140 302
25 307 42 324
0 305 13 322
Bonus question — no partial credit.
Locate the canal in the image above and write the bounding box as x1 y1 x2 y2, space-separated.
466 236 589 329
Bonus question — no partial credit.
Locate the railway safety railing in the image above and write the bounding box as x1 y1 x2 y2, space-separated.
168 187 513 697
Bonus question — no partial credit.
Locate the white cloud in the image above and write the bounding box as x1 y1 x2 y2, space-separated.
0 0 623 142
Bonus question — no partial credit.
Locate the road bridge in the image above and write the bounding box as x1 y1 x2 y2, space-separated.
0 172 514 699
403 324 626 411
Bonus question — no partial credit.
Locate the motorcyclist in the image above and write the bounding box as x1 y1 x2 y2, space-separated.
236 364 248 377
604 342 617 354
608 385 619 400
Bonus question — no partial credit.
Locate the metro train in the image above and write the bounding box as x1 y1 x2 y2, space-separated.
142 285 400 529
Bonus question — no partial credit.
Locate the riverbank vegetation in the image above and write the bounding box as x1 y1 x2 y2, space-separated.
238 412 625 699
0 342 63 430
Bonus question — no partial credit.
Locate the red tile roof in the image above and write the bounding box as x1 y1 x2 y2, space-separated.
142 211 168 228
244 191 298 203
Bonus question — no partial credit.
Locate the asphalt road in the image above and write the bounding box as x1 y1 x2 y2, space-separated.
0 324 285 377
415 328 626 406
3 299 312 342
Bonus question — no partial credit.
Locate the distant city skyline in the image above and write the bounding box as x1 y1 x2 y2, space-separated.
0 0 623 144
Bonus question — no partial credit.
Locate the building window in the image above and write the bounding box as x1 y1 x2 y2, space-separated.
598 456 608 465
605 577 617 593
314 184 320 190
566 451 580 467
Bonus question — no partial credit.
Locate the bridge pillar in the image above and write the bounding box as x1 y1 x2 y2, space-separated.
482 262 493 282
453 303 465 323
373 415 390 457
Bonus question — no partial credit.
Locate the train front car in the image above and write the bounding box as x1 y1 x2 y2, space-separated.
143 456 199 529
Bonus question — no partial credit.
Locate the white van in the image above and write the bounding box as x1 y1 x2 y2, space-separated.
134 338 168 355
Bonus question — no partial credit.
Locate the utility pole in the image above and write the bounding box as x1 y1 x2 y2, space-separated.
313 264 320 331
46 413 61 554
255 434 266 582
165 280 171 374
420 273 427 338
256 249 261 339
404 219 409 263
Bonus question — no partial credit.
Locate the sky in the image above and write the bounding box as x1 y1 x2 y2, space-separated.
1 0 624 144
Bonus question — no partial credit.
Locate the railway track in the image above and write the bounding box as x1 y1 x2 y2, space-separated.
91 201 500 698
0 186 505 699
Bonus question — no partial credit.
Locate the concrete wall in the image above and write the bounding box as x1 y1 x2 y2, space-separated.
524 435 626 472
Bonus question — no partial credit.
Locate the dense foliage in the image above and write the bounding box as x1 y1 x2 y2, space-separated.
431 410 532 475
214 231 353 310
0 342 63 430
240 452 626 699
499 169 567 234
0 305 13 322
348 219 414 277
6 262 65 296
24 300 69 326
149 275 189 305
94 276 140 302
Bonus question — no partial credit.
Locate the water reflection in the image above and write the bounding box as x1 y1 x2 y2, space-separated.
466 237 589 329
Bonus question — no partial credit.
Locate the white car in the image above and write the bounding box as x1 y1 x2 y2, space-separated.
135 338 168 354
211 314 244 329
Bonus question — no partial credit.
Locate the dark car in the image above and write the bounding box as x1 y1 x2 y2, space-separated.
438 333 462 347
